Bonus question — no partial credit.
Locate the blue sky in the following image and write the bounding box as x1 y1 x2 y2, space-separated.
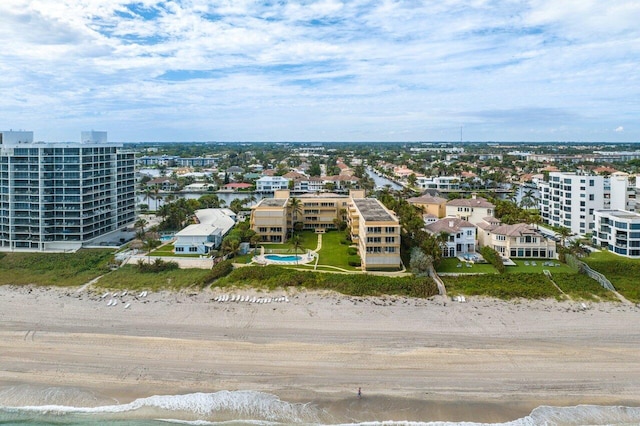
0 0 638 142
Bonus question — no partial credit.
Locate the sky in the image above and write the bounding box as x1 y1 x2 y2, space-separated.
0 1 638 143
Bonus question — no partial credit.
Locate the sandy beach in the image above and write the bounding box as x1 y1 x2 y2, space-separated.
1 284 639 423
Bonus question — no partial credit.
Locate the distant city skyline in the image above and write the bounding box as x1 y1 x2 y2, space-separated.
1 1 638 143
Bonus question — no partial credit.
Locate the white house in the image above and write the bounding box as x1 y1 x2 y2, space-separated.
425 217 476 258
446 194 495 225
256 176 290 193
173 209 236 255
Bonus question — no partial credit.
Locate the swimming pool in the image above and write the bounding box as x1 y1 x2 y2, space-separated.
160 235 174 241
264 254 302 262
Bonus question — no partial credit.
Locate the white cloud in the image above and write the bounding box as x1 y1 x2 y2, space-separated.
615 126 624 132
0 0 638 141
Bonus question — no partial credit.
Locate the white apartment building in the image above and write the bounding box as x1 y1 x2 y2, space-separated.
593 210 640 258
255 176 290 193
0 130 135 251
537 172 608 236
416 175 461 191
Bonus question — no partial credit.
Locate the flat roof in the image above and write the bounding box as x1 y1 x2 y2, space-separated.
597 209 640 220
352 198 396 222
258 198 288 207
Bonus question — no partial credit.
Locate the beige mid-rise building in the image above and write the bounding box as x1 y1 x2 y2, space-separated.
250 189 401 270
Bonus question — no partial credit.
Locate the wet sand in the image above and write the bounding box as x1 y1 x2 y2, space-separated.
1 285 639 422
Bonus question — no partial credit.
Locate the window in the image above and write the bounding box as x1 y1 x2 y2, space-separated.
496 235 506 241
175 247 184 252
367 237 381 243
385 236 395 243
385 226 397 233
589 194 594 201
367 227 382 233
189 247 198 253
384 247 396 253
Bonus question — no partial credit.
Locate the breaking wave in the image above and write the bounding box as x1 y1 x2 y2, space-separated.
1 388 639 425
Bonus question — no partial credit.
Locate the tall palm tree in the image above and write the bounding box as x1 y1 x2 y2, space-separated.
555 226 573 248
221 238 240 259
288 197 302 239
134 218 148 240
290 235 303 264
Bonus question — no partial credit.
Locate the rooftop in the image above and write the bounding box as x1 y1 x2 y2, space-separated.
352 198 396 222
597 209 640 220
257 198 288 208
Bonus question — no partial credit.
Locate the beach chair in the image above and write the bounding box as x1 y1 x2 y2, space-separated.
524 261 530 266
531 261 537 266
457 263 462 268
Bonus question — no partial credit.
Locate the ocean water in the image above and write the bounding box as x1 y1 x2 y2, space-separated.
1 387 639 426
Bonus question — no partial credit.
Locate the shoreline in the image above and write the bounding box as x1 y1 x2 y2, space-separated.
1 284 640 422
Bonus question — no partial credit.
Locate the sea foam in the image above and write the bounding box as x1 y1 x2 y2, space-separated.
1 390 321 423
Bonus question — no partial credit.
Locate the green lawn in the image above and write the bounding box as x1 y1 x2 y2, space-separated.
505 259 575 274
436 258 498 274
316 231 359 271
260 231 318 252
439 256 618 301
583 250 640 302
0 249 113 286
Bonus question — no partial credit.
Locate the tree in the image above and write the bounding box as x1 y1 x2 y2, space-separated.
143 237 161 264
520 189 537 209
134 218 148 240
288 197 302 239
229 198 245 214
409 247 432 276
290 235 304 264
555 226 573 248
407 173 417 188
198 194 222 208
221 237 241 258
250 233 261 254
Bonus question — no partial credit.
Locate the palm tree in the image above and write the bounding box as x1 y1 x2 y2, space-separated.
134 218 148 240
288 197 302 239
290 235 304 264
521 189 537 210
555 226 573 248
221 238 240 259
250 233 261 255
143 237 161 265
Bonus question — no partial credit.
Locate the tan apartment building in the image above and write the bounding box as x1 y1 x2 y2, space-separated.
348 198 401 270
407 193 447 218
250 190 401 270
249 197 288 243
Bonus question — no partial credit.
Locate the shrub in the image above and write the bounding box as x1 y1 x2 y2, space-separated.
198 260 234 287
348 256 361 267
442 274 559 299
137 258 179 273
347 247 358 256
480 246 505 273
216 265 439 298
